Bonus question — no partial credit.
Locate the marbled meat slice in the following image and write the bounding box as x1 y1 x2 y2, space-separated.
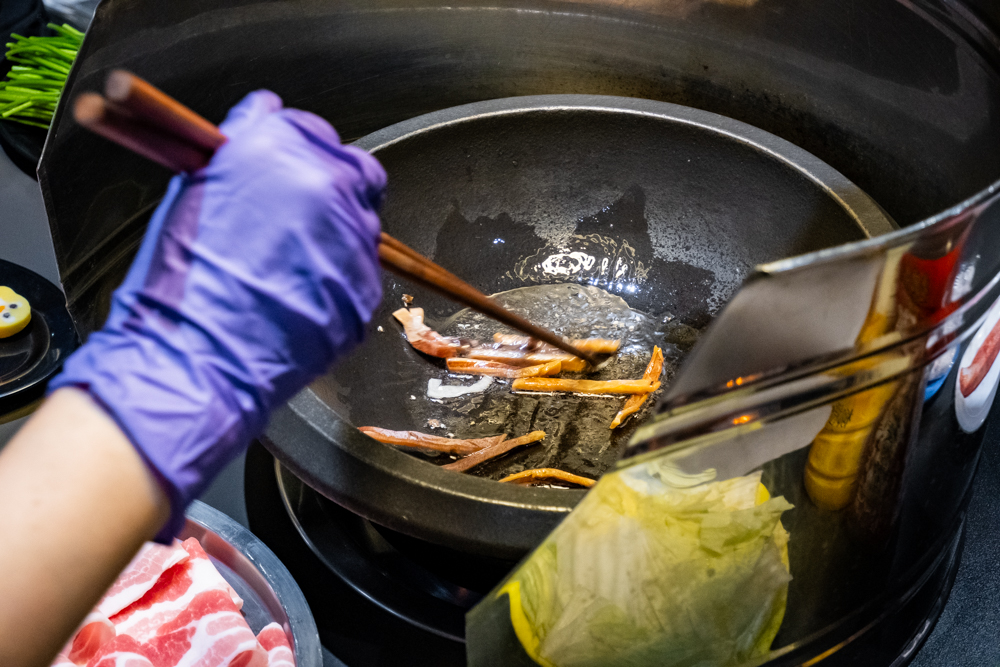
445 358 562 378
492 334 621 354
142 590 267 667
442 431 546 472
256 623 295 667
499 468 596 488
610 346 664 428
392 307 466 358
358 427 505 455
110 538 243 643
65 611 116 665
511 378 660 395
85 593 267 667
96 542 190 617
83 636 155 667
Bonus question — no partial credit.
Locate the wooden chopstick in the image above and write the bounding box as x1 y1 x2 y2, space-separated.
377 237 600 364
74 93 213 172
104 70 227 154
71 70 602 366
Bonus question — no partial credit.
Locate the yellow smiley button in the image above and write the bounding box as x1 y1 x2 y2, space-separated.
0 286 31 338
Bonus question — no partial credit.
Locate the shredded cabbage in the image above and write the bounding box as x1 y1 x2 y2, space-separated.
503 467 793 667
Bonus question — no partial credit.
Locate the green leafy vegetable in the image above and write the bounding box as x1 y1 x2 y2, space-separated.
0 23 83 129
485 467 793 667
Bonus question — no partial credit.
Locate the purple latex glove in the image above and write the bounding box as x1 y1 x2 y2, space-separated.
49 90 386 540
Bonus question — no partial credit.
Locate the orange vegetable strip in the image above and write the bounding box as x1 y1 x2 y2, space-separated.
446 358 562 378
511 378 660 395
498 468 596 488
358 427 505 455
442 431 546 472
514 360 563 377
492 334 621 354
610 346 665 429
467 349 588 372
392 307 465 358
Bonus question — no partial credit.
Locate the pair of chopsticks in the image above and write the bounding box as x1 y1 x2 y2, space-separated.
72 71 602 366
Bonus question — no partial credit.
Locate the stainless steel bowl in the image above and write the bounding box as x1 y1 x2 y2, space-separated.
181 500 322 667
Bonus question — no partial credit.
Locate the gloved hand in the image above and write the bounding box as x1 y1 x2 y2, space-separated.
49 90 386 540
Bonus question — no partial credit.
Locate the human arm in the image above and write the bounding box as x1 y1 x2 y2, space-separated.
0 388 169 667
0 90 386 666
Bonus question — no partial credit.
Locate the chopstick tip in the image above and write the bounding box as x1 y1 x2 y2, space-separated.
105 69 135 102
73 92 105 125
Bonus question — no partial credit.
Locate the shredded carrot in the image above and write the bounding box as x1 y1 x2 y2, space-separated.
492 334 621 354
610 346 665 428
358 427 505 455
499 468 596 488
442 431 546 472
511 378 660 395
446 358 562 378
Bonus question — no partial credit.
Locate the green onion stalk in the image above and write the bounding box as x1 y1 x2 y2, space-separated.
0 23 83 129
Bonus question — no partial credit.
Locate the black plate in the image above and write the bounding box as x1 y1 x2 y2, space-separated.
0 259 77 411
0 119 46 179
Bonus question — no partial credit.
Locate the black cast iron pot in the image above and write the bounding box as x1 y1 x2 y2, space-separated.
261 94 894 558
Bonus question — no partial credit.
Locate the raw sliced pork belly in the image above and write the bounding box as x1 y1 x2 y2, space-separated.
111 538 243 643
65 612 116 664
59 536 276 667
84 636 155 667
256 623 295 667
98 542 190 617
142 590 266 667
84 592 266 667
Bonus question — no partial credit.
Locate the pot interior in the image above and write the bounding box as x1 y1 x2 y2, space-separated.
308 96 893 482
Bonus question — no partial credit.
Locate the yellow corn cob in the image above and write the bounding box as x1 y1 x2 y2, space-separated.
804 255 902 510
804 379 898 510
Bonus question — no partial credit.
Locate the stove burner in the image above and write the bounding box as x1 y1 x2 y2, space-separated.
246 443 483 666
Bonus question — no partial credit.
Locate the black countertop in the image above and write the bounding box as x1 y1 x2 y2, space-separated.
2 145 999 666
